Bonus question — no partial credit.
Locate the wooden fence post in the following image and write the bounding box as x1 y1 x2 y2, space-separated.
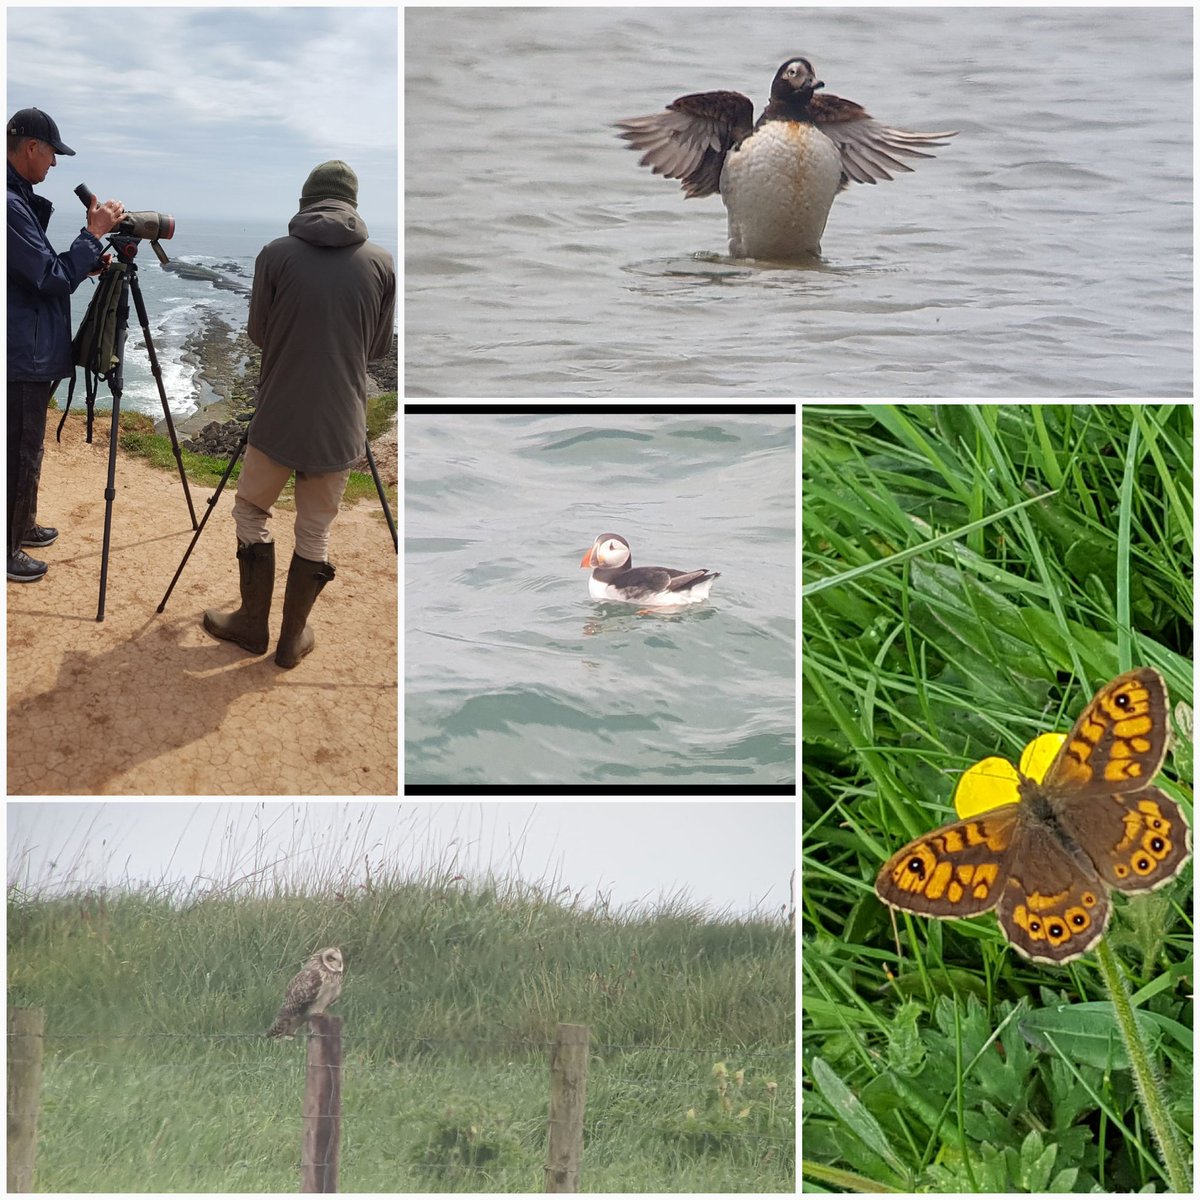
300 1014 342 1193
544 1022 589 1192
8 1007 45 1193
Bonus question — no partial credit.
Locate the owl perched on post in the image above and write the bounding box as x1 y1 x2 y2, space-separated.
265 946 344 1039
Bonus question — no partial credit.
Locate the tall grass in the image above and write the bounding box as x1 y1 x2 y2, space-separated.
9 807 795 1192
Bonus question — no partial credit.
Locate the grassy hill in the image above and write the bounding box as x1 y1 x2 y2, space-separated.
8 868 794 1191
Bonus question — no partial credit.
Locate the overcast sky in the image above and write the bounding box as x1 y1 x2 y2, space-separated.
8 803 796 920
6 6 397 228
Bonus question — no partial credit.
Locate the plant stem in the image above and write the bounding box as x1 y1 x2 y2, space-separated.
1093 938 1189 1191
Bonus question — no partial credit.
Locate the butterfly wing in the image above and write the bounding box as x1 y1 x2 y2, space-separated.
875 806 1021 918
993 818 1111 963
1058 786 1191 895
1040 668 1169 799
1038 667 1189 895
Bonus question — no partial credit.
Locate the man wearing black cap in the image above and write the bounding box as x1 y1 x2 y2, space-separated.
7 107 124 583
203 159 395 669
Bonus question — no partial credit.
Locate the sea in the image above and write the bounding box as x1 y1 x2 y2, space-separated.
406 7 1192 396
61 217 398 420
404 412 797 787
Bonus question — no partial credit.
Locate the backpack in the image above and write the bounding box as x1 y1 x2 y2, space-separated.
56 260 126 443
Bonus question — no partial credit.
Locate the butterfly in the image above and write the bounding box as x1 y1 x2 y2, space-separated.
875 668 1190 964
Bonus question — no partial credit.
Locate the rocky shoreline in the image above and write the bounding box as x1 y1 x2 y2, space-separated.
158 308 398 484
169 311 259 436
161 258 252 297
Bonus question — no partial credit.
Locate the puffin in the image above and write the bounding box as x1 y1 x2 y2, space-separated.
616 57 956 260
580 533 720 606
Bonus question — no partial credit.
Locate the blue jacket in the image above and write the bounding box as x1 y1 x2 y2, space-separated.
7 161 103 381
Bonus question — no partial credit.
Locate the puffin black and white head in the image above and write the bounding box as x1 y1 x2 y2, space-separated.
615 57 956 261
580 533 720 607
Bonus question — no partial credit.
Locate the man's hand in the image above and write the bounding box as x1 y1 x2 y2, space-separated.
88 252 114 278
87 197 125 239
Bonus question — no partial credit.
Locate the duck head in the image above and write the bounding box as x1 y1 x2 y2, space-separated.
771 58 824 106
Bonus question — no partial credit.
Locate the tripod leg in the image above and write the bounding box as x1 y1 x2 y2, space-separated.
85 378 96 444
128 272 198 529
96 388 123 621
93 267 133 621
157 433 247 613
363 441 398 553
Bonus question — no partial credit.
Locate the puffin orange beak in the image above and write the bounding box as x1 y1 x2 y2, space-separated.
580 547 597 568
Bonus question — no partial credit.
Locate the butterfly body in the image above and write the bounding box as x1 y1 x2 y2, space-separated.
875 668 1190 964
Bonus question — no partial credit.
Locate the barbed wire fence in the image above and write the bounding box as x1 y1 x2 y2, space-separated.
8 1009 795 1193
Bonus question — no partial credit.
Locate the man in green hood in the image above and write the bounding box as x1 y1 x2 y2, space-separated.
203 160 395 668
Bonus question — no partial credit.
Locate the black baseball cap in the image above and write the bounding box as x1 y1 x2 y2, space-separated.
6 108 75 156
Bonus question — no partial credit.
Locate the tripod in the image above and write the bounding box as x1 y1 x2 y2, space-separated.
157 427 398 615
84 233 198 620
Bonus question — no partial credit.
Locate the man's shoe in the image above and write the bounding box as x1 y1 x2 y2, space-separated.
8 550 48 582
22 524 58 548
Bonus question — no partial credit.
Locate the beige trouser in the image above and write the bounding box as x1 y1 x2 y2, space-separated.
232 444 350 561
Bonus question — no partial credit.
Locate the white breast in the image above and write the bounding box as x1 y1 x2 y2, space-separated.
588 575 620 601
589 575 716 606
310 972 342 1014
719 121 843 260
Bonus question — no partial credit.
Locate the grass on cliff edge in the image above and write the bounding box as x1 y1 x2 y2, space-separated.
8 845 795 1191
52 392 397 508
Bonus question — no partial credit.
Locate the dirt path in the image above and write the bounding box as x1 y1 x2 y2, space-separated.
7 416 397 795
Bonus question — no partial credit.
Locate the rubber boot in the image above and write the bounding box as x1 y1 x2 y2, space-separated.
203 540 275 654
275 553 336 669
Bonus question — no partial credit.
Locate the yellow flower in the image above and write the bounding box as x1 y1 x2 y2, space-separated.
954 732 1067 818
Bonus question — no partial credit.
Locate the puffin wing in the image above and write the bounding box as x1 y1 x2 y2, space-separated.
665 569 717 592
609 566 675 596
616 90 755 198
808 93 957 190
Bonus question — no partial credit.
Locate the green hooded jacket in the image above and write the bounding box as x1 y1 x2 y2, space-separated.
246 199 395 473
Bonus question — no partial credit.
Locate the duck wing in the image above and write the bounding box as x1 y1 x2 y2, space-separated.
807 93 957 190
616 90 755 199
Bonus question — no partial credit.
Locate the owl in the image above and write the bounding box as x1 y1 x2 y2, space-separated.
265 946 344 1039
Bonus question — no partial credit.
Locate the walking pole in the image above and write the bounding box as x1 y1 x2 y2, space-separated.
157 431 248 612
364 441 397 553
